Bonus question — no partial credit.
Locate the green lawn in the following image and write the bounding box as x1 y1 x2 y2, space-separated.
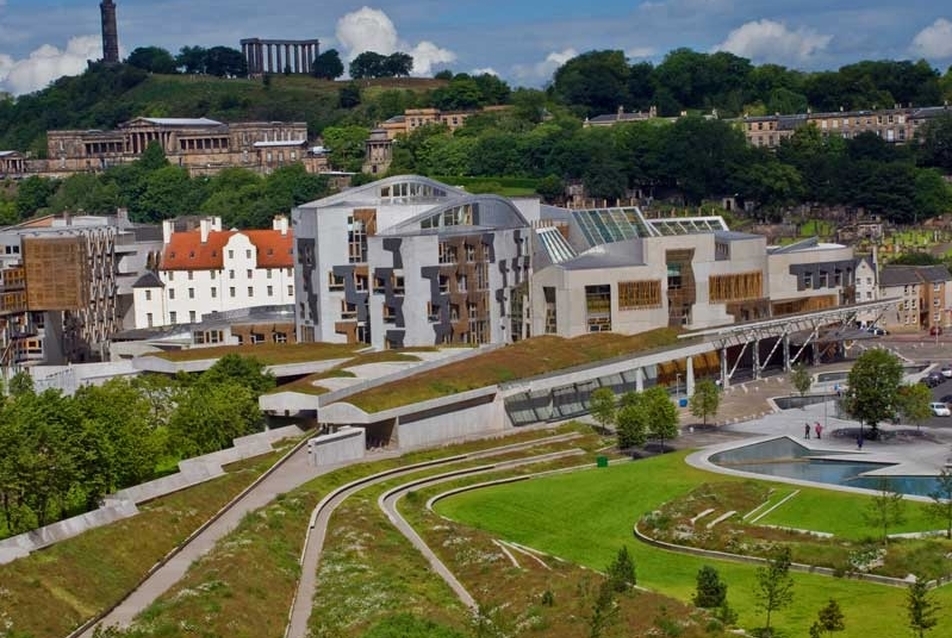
434 452 952 637
152 341 360 364
757 485 938 539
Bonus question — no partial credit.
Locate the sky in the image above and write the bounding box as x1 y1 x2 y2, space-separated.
0 0 950 96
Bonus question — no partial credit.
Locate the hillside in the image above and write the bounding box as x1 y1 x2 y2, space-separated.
0 64 446 155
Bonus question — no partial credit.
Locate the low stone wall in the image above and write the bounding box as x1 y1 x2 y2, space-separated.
307 427 366 466
0 425 303 564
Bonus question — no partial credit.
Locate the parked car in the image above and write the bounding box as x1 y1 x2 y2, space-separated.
867 326 889 336
931 326 944 337
930 402 951 417
922 372 945 388
942 365 952 378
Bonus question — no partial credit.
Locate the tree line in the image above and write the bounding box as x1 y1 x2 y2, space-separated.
551 49 952 119
385 105 952 222
0 354 275 539
0 142 331 227
126 45 247 78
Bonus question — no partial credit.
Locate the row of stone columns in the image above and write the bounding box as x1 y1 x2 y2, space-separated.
242 41 318 75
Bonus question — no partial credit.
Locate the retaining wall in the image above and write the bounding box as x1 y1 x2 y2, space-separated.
307 427 366 466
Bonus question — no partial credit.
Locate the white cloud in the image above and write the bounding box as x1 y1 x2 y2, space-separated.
334 6 455 76
511 47 578 85
0 35 101 95
471 67 498 76
910 18 952 59
714 19 831 64
626 47 655 59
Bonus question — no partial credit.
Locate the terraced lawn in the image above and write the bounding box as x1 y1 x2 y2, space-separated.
434 451 952 637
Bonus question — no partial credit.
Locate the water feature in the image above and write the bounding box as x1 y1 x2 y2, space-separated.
710 438 942 497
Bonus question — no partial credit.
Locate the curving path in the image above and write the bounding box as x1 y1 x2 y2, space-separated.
377 449 585 608
79 439 395 638
285 433 583 638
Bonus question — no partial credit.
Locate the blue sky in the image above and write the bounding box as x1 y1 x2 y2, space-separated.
1 0 950 95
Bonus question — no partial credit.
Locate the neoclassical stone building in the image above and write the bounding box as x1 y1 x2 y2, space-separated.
35 117 328 177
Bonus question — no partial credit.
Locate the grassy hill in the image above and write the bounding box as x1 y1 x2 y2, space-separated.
0 64 445 155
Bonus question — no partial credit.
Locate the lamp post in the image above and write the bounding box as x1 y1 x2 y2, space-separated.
675 372 682 401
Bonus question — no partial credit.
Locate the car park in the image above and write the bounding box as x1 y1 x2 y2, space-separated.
930 402 951 417
922 372 945 388
942 365 952 378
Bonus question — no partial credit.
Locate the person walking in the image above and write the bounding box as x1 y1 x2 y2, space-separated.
815 422 823 439
804 422 811 439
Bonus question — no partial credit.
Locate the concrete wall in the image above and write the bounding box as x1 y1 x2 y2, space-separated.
397 394 508 449
307 426 366 465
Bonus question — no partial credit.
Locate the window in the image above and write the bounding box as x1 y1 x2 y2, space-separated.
246 249 252 259
438 275 449 294
145 290 152 301
803 273 813 289
211 288 217 298
248 286 254 297
618 280 662 309
188 287 195 299
273 332 287 344
465 243 475 262
456 274 468 292
286 267 292 277
347 216 368 263
427 302 440 322
210 270 216 280
229 270 235 279
246 269 253 279
187 270 194 280
146 312 153 327
170 311 177 324
267 285 273 297
229 287 236 298
267 269 273 279
287 285 293 296
189 310 196 323
228 250 234 258
169 289 176 300
168 271 174 281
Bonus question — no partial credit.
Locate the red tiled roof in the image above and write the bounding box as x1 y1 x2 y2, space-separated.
161 229 294 271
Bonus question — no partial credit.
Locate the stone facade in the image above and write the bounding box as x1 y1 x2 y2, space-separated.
32 117 327 178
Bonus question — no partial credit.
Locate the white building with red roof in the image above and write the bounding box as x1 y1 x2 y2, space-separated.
132 215 295 331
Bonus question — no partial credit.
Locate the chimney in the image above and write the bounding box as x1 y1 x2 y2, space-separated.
273 214 289 236
162 219 175 245
200 218 212 244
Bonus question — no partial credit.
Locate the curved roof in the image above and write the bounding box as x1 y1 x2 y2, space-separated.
381 193 530 235
297 174 468 209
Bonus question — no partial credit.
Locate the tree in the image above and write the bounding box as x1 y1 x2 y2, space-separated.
125 46 178 74
201 354 276 398
689 379 720 426
350 51 388 79
383 52 414 77
204 46 247 77
322 125 371 172
863 477 906 545
15 175 56 219
311 49 344 80
588 579 619 638
588 387 616 431
906 577 939 638
644 385 679 451
791 364 813 397
693 565 728 608
176 45 207 74
896 382 933 430
754 546 794 635
551 50 631 117
927 468 952 539
616 391 647 449
844 349 904 439
536 174 565 203
605 545 636 592
809 598 845 637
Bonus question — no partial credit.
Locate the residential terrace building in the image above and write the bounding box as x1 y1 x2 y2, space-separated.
292 175 532 349
132 215 295 329
878 264 952 332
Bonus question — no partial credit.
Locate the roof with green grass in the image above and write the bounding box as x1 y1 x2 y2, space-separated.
344 328 682 413
151 342 361 365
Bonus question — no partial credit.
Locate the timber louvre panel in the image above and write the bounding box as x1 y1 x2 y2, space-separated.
709 271 763 303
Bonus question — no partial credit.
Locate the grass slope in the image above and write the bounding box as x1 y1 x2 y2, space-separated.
346 328 683 413
435 452 952 637
0 451 282 638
